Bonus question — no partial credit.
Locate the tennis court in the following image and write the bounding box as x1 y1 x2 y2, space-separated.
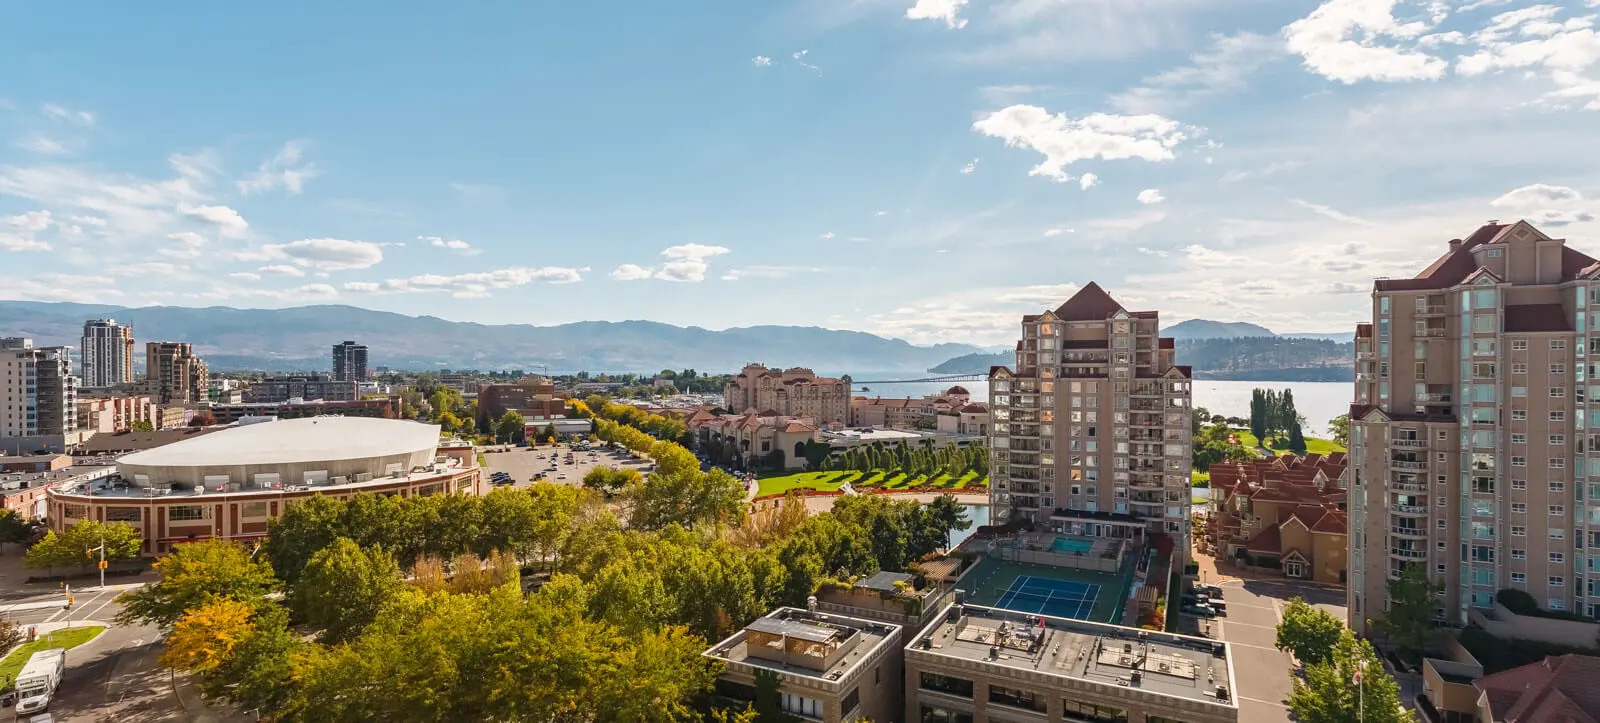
994 576 1101 619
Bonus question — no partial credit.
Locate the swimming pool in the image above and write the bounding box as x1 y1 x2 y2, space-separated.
1050 537 1094 555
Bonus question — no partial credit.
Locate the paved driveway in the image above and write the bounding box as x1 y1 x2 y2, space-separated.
1175 565 1348 723
483 443 652 490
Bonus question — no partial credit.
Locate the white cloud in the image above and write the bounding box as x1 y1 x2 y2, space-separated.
1 210 53 252
180 204 249 237
1491 183 1595 226
1078 173 1100 189
3 274 121 303
752 55 773 67
162 231 207 259
722 265 821 279
609 264 654 281
1284 0 1449 83
972 105 1191 182
228 272 262 282
0 233 50 252
792 49 821 73
259 238 385 271
1136 247 1169 257
906 0 969 29
662 243 731 260
41 103 94 126
422 235 480 255
108 262 186 277
1042 227 1075 237
1110 32 1286 113
14 135 69 155
1292 199 1376 226
0 164 204 238
257 264 306 277
1137 188 1166 204
169 150 222 181
342 266 582 298
960 158 980 174
821 231 836 239
1455 4 1600 108
1183 244 1243 267
1221 160 1305 183
237 140 319 195
5 210 53 233
875 209 889 216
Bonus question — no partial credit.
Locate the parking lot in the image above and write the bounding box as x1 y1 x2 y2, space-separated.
1176 558 1348 723
481 442 653 489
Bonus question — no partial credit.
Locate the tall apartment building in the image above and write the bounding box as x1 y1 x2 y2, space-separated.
1349 220 1600 632
0 338 78 438
80 319 134 388
332 340 369 382
723 364 850 426
988 283 1194 557
144 342 209 405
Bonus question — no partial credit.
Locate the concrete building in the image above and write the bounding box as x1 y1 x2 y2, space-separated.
1348 220 1600 632
936 403 989 437
1205 454 1350 584
904 604 1238 723
477 378 567 430
208 398 399 424
724 364 850 426
244 374 359 403
0 338 79 441
144 342 208 405
988 283 1194 557
690 410 820 471
332 340 369 382
852 397 938 430
75 395 155 435
80 319 134 388
704 607 904 723
46 417 481 555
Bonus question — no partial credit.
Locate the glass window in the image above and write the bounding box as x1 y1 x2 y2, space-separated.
1473 288 1497 309
1061 699 1129 723
1379 296 1390 314
169 505 207 521
1473 315 1497 333
919 672 973 698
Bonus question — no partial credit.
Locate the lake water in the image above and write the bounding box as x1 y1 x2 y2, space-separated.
843 371 1351 438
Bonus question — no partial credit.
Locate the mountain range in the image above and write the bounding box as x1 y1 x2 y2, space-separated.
1161 319 1354 343
0 301 983 374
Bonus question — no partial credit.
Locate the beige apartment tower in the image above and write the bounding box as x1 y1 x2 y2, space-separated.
145 341 209 405
988 283 1194 558
723 364 850 426
1349 220 1600 632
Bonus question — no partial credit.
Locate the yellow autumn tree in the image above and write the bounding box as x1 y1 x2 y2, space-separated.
159 597 256 674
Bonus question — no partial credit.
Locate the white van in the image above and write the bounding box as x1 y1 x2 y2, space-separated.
14 648 66 715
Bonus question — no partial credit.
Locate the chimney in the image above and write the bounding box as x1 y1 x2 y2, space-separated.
1448 239 1462 249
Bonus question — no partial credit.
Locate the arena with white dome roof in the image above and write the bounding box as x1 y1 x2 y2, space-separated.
47 417 482 555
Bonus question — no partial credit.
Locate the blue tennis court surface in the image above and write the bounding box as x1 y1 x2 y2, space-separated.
993 575 1101 619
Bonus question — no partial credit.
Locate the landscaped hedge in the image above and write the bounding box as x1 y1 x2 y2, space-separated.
1495 588 1598 622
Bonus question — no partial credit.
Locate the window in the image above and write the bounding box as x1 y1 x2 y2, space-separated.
1487 248 1504 258
1550 458 1566 469
169 505 207 522
989 685 1046 713
1551 552 1565 564
1550 599 1566 610
1513 409 1528 421
1512 525 1526 536
1551 481 1566 492
920 672 973 698
1513 363 1529 374
1552 529 1566 540
1552 435 1566 446
1512 549 1527 560
104 507 141 522
1553 339 1567 350
1551 576 1566 587
841 688 860 717
1513 503 1528 513
779 692 821 719
1551 386 1567 398
919 707 974 723
1513 479 1528 490
1552 364 1567 375
1061 699 1129 723
1512 433 1527 444
1551 411 1567 422
239 501 268 518
1512 386 1528 398
1512 573 1527 584
1551 505 1566 516
1513 339 1529 351
1512 456 1527 467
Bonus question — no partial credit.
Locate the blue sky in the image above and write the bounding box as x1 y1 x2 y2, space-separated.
2 0 1598 345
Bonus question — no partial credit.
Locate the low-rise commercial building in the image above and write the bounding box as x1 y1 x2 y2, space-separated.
245 374 359 403
937 403 989 437
704 607 904 723
905 604 1238 723
477 378 567 429
75 395 156 435
46 417 481 554
207 398 399 424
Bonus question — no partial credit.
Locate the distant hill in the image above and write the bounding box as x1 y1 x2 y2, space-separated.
928 351 1012 374
1161 319 1275 340
1279 331 1356 343
0 301 984 374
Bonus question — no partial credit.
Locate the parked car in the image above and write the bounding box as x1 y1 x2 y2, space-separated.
1181 603 1217 618
1198 584 1224 598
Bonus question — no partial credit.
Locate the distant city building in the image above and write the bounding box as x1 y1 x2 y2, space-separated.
75 394 155 435
1205 454 1350 584
208 398 398 424
851 386 976 429
245 374 359 403
332 340 369 382
143 342 208 405
988 282 1194 560
438 372 474 392
936 402 989 436
723 364 849 426
0 338 79 440
80 319 134 388
688 409 819 471
703 607 904 723
477 378 566 429
46 417 480 555
1348 220 1600 630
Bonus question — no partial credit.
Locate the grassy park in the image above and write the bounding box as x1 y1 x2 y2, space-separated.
756 470 986 498
0 626 104 689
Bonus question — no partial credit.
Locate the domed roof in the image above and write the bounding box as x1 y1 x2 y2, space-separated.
946 385 970 395
960 403 988 413
119 417 441 469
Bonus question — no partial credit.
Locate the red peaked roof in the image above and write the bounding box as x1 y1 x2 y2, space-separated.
1054 282 1125 321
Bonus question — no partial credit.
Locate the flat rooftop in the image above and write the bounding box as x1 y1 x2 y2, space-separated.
120 417 441 468
912 604 1236 708
51 459 470 500
705 607 901 684
823 428 927 442
1 464 115 498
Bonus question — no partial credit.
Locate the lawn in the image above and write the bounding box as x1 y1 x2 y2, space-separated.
755 470 987 498
1224 428 1345 456
0 625 104 689
1191 470 1210 487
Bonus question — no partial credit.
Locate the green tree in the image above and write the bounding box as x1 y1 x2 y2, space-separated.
130 420 155 432
629 468 745 531
1289 630 1409 723
1275 597 1345 666
493 410 526 443
1249 389 1266 442
752 669 799 723
1288 422 1308 456
290 537 404 644
117 539 279 630
263 494 344 583
541 422 558 441
25 520 141 573
924 494 972 548
0 509 36 552
1372 564 1442 662
1329 413 1350 447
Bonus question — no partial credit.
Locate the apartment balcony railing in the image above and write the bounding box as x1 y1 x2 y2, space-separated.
1357 372 1378 382
1391 504 1429 515
1419 328 1448 338
1389 548 1428 560
1391 459 1426 470
1416 305 1448 317
1391 526 1428 539
1391 438 1426 448
1417 393 1452 404
1392 481 1428 494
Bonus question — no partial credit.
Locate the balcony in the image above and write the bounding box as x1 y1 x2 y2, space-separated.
1419 328 1448 338
1357 372 1377 382
1391 459 1426 470
1416 304 1448 317
1390 547 1428 560
1417 392 1452 404
1391 504 1429 515
1391 438 1426 448
1392 481 1428 494
1391 526 1428 539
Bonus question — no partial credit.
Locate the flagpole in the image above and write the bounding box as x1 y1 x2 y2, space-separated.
1358 659 1365 722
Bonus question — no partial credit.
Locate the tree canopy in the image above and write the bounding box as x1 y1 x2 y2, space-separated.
1275 597 1345 666
1372 564 1442 661
1288 629 1409 723
116 539 279 630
